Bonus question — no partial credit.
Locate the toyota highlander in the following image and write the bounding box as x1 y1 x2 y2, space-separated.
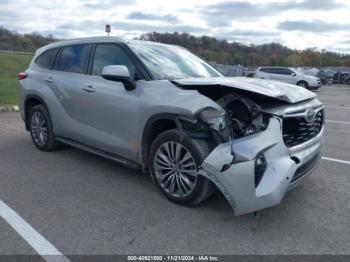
19 37 324 215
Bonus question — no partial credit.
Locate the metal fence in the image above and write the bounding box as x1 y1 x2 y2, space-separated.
0 50 35 55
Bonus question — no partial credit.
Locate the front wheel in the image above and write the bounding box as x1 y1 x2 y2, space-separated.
149 129 214 206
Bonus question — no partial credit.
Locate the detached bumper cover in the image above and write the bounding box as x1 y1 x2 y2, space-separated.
199 118 323 216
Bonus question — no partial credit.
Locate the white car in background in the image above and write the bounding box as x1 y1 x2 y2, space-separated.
254 67 321 90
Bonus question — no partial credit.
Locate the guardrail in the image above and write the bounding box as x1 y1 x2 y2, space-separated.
0 50 35 55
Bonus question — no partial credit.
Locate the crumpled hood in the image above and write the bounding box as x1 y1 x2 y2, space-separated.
173 77 316 103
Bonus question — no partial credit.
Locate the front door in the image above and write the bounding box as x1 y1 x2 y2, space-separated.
80 43 141 161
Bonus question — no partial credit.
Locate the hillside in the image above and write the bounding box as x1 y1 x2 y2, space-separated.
139 32 350 67
0 26 57 52
0 53 32 105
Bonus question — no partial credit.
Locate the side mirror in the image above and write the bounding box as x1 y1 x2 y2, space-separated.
291 72 297 76
101 65 136 91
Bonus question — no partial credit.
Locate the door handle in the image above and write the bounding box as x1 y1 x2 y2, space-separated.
82 85 96 93
45 77 54 83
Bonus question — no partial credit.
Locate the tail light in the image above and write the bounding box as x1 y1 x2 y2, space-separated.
18 72 27 80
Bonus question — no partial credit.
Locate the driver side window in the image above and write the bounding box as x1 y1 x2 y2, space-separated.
92 44 136 79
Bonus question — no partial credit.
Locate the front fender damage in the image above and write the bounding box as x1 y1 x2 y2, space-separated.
198 117 297 216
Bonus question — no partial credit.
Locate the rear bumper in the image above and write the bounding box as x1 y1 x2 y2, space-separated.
199 118 323 216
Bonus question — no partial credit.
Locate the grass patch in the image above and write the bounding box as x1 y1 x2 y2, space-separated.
0 53 33 105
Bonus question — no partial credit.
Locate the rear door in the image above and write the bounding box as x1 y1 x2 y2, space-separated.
32 48 59 92
49 44 92 142
268 68 294 83
258 68 279 80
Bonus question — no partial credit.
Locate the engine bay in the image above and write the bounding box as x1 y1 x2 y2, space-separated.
215 92 269 139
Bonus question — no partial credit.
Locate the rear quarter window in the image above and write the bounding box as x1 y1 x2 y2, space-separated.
260 68 274 73
273 68 288 75
35 48 58 70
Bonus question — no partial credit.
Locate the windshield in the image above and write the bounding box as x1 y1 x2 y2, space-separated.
130 42 222 80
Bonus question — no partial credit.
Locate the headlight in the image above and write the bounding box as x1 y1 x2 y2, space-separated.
199 108 226 131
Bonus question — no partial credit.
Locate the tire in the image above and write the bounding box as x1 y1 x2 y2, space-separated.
149 129 214 206
297 81 309 89
28 104 58 151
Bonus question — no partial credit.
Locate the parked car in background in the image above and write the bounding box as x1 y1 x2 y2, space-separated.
299 67 319 77
244 68 258 78
333 72 350 85
19 37 324 216
316 70 333 85
254 67 321 90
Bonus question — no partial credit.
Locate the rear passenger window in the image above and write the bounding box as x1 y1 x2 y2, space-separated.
35 48 58 69
57 45 91 74
260 68 272 73
92 44 136 79
280 69 293 75
273 68 286 75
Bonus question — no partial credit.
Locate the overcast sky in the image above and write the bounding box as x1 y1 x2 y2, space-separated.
1 0 350 53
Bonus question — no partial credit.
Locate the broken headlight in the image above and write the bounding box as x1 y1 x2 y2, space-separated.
216 93 269 138
199 108 226 131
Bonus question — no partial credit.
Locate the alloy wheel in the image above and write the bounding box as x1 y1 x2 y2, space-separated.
30 111 48 146
153 141 198 197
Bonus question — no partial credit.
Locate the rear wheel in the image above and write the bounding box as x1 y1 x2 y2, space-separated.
28 105 58 151
149 129 214 206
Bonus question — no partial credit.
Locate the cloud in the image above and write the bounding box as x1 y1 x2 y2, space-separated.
83 0 135 9
126 12 179 23
201 2 261 26
0 0 349 52
217 30 281 44
201 0 345 27
58 20 206 34
112 22 206 33
278 20 350 32
292 0 344 10
229 30 279 37
339 38 350 44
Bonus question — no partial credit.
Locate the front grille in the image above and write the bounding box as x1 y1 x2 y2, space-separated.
283 109 323 148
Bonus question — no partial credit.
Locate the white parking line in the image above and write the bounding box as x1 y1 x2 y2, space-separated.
326 105 350 110
326 120 350 125
322 157 350 165
0 200 70 262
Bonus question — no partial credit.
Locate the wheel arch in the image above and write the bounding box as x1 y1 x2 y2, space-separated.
297 80 308 87
24 94 49 130
140 113 196 170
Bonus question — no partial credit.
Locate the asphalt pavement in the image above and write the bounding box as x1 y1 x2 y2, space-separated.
0 86 349 257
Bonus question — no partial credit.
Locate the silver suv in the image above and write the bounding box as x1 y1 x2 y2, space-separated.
19 37 324 216
254 67 321 90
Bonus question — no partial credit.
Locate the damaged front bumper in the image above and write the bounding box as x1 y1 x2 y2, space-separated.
199 117 323 216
